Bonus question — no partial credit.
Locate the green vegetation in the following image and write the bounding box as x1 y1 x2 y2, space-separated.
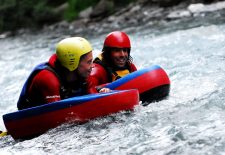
64 0 99 21
0 0 56 32
0 0 136 33
63 0 136 21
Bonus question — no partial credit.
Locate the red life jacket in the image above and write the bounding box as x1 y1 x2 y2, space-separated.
17 54 87 110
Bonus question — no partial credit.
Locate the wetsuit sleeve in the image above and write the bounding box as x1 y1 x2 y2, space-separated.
30 70 61 103
87 63 108 94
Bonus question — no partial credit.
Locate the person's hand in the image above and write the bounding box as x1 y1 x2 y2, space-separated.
99 88 111 93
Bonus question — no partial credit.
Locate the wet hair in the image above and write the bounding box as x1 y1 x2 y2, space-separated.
79 51 92 63
102 47 133 67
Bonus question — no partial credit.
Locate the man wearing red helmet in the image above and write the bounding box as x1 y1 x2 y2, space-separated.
87 31 137 93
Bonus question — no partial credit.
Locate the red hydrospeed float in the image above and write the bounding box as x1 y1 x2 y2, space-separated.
3 65 170 140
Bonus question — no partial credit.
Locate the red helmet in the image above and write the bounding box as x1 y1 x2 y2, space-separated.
104 31 131 48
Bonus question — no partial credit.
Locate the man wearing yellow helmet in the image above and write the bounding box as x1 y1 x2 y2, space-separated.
17 37 94 110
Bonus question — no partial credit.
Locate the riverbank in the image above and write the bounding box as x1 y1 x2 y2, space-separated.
45 1 225 35
1 0 225 39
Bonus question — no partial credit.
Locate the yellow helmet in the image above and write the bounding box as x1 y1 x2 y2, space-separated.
56 37 92 71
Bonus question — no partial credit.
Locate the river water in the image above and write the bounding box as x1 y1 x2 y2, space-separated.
1 7 225 155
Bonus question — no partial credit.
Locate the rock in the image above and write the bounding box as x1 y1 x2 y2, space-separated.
167 10 192 19
0 31 12 39
188 1 225 13
79 7 93 19
49 21 70 30
90 0 114 18
188 3 205 13
53 3 68 16
71 18 89 28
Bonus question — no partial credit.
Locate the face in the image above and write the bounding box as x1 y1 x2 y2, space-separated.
110 48 128 68
77 51 93 78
